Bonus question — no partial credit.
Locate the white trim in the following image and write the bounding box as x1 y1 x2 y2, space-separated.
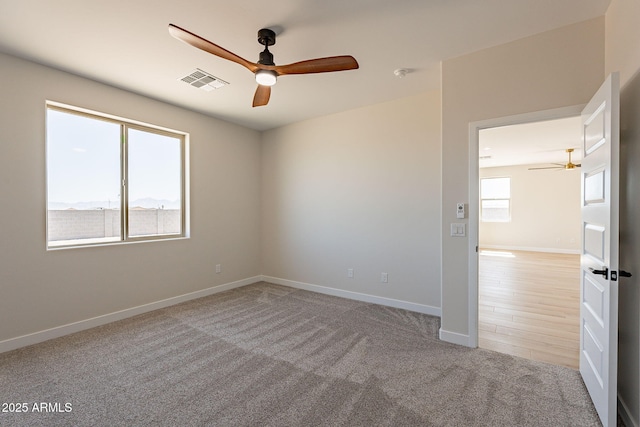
468 122 480 348
262 276 441 317
47 100 187 135
438 328 472 347
618 396 637 427
468 105 585 350
0 276 262 354
479 245 580 255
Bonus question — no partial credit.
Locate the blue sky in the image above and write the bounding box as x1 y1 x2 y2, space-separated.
47 109 181 207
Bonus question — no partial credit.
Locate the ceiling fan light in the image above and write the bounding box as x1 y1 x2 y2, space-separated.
255 69 277 86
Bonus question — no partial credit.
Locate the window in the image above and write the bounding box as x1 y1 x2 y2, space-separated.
46 103 187 248
481 177 510 222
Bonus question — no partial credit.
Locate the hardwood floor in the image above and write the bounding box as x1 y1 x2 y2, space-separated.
478 249 580 369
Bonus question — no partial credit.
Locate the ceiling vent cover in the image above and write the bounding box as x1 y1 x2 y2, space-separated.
179 68 229 92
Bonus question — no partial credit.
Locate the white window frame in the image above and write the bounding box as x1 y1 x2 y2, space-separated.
46 101 189 248
480 176 511 223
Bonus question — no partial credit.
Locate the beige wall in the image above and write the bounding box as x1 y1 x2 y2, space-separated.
606 0 640 424
479 165 581 253
441 18 605 339
261 92 442 311
0 53 262 344
606 0 640 88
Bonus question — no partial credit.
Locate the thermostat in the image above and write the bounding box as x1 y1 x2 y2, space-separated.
456 203 465 219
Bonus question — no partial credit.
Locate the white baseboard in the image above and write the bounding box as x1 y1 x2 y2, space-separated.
618 395 638 427
439 328 473 347
261 276 441 317
479 245 580 255
0 276 262 354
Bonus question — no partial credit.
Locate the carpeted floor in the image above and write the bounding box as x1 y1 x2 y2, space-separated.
0 282 602 426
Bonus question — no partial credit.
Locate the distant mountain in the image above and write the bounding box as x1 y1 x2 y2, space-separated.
48 198 180 210
128 198 180 209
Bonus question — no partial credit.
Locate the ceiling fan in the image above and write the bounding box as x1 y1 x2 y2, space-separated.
168 24 359 107
528 148 581 170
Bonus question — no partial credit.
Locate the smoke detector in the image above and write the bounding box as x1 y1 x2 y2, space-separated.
179 68 229 92
393 68 409 78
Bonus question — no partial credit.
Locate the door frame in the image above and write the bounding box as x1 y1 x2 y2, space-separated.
467 105 585 348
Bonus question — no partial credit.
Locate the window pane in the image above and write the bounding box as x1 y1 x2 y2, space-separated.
46 104 187 248
127 128 182 238
47 109 122 247
481 177 510 199
481 199 510 222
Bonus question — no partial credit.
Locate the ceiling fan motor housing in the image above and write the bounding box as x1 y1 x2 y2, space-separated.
259 49 274 66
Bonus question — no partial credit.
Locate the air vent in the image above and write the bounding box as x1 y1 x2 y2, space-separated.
179 68 229 92
479 155 492 160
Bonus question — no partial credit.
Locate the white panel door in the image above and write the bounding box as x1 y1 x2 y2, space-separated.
580 72 620 427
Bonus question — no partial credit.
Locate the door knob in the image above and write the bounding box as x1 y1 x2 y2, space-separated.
589 267 609 279
619 270 633 278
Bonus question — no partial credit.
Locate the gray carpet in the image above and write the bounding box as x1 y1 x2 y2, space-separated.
0 282 601 426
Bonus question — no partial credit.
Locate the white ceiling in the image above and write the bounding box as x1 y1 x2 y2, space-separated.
0 0 610 131
479 116 583 168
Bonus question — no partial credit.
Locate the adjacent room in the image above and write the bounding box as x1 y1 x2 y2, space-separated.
477 118 582 369
1 1 639 426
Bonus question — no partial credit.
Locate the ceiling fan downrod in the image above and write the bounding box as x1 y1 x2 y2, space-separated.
565 148 576 169
257 28 276 65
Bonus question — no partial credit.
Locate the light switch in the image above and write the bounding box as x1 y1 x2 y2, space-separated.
450 223 466 237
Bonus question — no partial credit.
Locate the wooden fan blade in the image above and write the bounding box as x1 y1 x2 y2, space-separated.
253 85 271 107
274 55 359 75
169 24 258 73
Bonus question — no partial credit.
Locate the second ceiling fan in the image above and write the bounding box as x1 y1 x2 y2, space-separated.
169 24 359 107
528 148 581 170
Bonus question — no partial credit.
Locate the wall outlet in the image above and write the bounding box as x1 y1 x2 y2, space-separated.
215 264 221 274
381 272 388 283
347 268 354 278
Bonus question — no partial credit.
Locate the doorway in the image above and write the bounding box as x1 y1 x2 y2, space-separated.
468 109 583 369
